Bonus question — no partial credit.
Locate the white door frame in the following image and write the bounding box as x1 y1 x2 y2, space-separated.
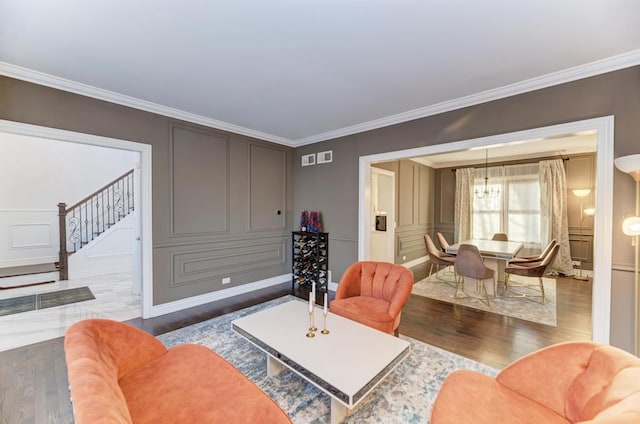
359 116 614 344
370 167 396 263
0 119 154 318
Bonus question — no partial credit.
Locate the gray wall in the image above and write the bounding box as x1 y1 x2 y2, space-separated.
293 66 640 353
0 76 293 305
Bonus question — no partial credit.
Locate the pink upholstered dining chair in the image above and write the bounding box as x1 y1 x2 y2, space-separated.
504 244 560 304
436 232 451 252
491 232 509 241
453 244 495 307
424 234 456 282
330 261 414 336
509 239 557 264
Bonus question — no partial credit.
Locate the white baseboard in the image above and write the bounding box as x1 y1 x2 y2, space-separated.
402 255 428 269
147 273 292 318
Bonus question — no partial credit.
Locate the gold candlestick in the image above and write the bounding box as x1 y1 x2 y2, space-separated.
306 310 316 338
321 310 330 335
310 307 318 332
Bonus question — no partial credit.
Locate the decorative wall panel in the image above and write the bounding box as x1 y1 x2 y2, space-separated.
248 143 286 231
170 125 229 236
398 161 415 226
170 239 285 287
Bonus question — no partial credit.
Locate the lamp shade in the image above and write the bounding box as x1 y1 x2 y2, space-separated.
622 216 640 236
614 154 640 182
572 189 591 198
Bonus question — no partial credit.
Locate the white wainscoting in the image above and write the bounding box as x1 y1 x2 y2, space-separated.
0 209 58 267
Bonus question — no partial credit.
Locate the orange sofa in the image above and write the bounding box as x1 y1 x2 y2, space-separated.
330 261 413 336
64 319 291 424
431 341 640 423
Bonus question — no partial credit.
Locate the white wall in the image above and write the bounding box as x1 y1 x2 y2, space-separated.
0 133 138 268
68 214 134 278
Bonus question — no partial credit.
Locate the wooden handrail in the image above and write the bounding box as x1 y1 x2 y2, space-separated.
66 169 134 212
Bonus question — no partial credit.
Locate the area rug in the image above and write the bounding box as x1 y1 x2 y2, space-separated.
158 295 497 423
0 286 95 316
411 271 557 326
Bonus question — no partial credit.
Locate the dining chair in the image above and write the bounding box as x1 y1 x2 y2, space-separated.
436 232 450 252
491 233 509 241
424 234 456 283
510 239 557 264
453 244 495 307
504 244 560 304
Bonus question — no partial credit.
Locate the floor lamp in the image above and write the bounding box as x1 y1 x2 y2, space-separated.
614 154 640 357
572 189 591 281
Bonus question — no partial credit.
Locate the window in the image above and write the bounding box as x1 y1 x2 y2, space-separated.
472 163 541 250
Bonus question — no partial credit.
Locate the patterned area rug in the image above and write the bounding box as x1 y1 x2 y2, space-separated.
412 270 557 326
158 295 497 423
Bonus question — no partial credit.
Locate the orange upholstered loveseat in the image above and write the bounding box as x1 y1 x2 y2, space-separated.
431 341 640 423
64 319 291 424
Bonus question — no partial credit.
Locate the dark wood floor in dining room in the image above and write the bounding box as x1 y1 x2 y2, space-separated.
0 263 592 423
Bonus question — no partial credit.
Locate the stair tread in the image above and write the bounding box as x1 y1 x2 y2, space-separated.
0 263 59 278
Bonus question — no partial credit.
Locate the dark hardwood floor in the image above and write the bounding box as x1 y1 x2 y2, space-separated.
403 263 592 369
0 264 592 423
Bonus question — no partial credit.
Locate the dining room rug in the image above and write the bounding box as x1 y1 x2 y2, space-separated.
411 270 557 326
157 295 497 424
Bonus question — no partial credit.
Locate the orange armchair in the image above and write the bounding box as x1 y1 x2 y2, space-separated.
431 341 640 423
330 261 414 336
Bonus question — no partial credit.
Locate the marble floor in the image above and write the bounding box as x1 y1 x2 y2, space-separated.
0 272 141 352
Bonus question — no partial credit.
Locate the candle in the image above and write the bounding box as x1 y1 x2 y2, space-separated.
309 292 313 313
312 282 316 301
324 292 328 314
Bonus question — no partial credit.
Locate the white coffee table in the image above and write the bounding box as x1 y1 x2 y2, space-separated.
232 299 411 423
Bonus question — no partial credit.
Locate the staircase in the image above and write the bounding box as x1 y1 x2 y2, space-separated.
0 263 59 290
58 170 135 280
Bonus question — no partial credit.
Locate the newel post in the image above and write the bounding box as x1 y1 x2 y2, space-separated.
58 202 68 280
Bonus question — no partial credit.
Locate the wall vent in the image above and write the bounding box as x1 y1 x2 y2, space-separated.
301 153 316 166
317 150 333 164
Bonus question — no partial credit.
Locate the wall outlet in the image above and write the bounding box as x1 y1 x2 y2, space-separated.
222 277 231 285
572 260 581 267
402 255 407 260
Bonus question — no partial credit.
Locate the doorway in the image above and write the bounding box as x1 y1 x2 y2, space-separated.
0 119 153 318
358 117 614 345
370 167 395 263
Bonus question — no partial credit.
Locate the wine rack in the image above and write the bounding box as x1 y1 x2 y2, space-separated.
292 231 329 292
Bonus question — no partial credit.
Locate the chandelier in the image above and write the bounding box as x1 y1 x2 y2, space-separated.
475 149 500 199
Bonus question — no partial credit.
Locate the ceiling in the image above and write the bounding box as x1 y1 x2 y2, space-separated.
1 1 640 147
411 132 597 168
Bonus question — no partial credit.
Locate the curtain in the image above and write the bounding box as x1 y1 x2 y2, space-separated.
539 159 574 275
503 163 541 249
454 168 474 243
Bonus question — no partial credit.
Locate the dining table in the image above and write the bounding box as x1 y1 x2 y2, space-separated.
446 238 524 296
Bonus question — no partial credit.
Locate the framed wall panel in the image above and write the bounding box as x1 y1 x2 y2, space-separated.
248 143 286 231
169 125 229 237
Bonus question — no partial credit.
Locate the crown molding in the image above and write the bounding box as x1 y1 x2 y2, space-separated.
0 61 295 147
293 48 640 146
3 49 640 149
